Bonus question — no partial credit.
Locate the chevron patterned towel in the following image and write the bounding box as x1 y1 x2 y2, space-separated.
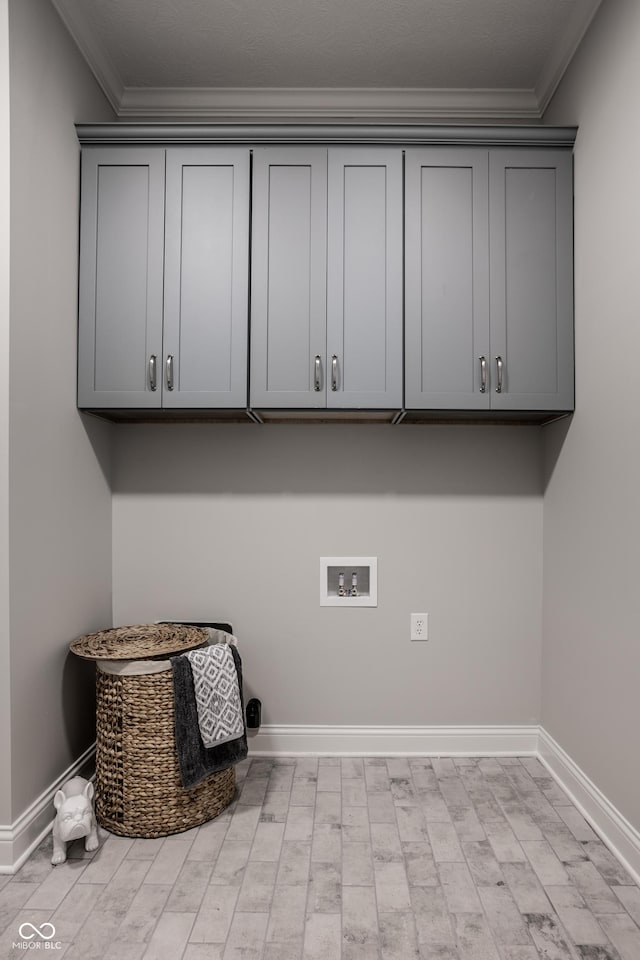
185 643 245 749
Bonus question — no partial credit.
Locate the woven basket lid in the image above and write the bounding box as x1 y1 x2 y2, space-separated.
70 622 209 661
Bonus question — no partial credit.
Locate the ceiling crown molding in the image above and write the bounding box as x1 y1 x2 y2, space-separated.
50 0 602 123
50 0 124 112
536 0 602 114
117 86 542 122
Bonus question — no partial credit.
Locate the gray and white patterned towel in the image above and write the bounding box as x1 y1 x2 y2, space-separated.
185 644 244 748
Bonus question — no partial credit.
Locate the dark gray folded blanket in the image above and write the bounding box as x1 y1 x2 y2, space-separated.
172 644 248 788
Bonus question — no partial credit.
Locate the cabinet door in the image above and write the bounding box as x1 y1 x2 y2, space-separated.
489 150 574 411
163 148 249 408
78 147 165 408
250 148 328 408
404 148 490 409
326 149 403 408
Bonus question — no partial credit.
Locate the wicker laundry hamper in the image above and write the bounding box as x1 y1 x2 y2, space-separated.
71 623 236 838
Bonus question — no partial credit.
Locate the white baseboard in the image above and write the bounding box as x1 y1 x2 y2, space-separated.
248 724 540 756
250 723 640 886
538 726 640 886
0 743 96 875
3 727 639 887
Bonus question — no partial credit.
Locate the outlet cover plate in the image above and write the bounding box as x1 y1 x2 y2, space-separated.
411 613 429 641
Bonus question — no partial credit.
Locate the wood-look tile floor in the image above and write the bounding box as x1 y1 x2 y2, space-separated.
1 756 640 959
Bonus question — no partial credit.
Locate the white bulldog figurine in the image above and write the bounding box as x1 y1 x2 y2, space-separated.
51 776 99 865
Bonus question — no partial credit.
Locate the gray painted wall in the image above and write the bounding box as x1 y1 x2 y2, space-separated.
0 0 11 828
543 0 640 832
8 0 114 820
113 424 544 726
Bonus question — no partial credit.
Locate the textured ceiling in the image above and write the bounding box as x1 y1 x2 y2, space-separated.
50 0 602 119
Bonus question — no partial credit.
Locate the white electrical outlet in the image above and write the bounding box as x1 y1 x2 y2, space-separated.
411 613 429 641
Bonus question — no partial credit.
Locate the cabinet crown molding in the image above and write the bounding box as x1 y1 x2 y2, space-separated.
76 123 577 148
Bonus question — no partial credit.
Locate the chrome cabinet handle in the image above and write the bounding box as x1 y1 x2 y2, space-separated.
331 355 338 392
166 354 174 391
479 356 487 394
314 355 322 392
149 354 157 392
495 356 504 394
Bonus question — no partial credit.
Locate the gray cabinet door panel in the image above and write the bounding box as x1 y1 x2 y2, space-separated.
327 149 403 408
163 148 249 408
250 148 328 408
405 149 490 409
78 148 165 407
490 150 574 411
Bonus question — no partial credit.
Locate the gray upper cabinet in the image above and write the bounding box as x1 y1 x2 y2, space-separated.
327 149 403 409
250 148 328 408
78 146 250 409
489 150 574 412
405 149 490 410
77 127 574 420
405 147 574 412
78 148 165 408
163 149 250 408
250 147 403 409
